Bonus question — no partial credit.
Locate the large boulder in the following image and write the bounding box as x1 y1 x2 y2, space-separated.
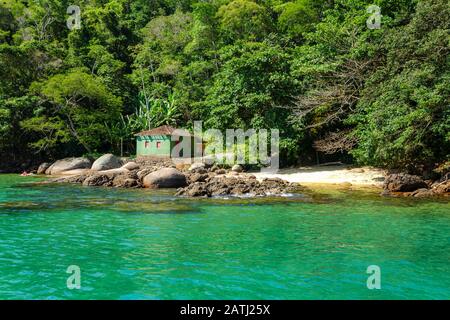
46 157 92 175
37 162 51 175
383 173 427 192
91 154 121 171
143 168 187 189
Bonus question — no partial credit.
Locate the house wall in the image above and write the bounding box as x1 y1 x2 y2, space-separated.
136 135 171 157
136 135 200 158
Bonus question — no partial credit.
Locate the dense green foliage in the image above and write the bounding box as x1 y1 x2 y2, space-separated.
0 0 448 171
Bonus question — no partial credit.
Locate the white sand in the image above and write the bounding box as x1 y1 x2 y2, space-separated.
253 165 386 187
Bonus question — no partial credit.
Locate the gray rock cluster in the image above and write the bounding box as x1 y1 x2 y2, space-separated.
382 173 449 197
42 156 302 197
176 176 301 197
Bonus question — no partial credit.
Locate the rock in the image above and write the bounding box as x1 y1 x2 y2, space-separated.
46 157 92 175
58 168 91 176
383 173 427 192
175 163 190 171
136 156 174 168
189 173 209 183
37 162 51 175
47 167 141 188
97 168 130 176
231 184 251 195
82 173 115 187
432 180 450 195
187 164 207 174
411 188 435 198
231 164 243 173
137 168 155 181
121 162 139 171
65 174 89 184
113 174 139 188
262 177 284 183
176 182 209 197
205 179 231 196
189 162 206 172
91 154 121 171
48 174 88 184
143 168 187 189
216 169 226 175
424 180 434 188
176 175 301 197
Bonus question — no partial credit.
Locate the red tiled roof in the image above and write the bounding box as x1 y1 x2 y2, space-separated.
134 125 192 137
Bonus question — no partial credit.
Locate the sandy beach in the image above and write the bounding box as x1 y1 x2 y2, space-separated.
253 165 386 188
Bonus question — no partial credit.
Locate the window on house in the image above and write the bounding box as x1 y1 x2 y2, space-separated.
156 141 161 149
144 141 149 148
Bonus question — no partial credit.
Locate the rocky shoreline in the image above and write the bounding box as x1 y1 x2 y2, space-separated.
31 155 449 198
40 155 303 198
382 173 449 198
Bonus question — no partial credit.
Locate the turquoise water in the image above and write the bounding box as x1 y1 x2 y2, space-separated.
0 174 449 300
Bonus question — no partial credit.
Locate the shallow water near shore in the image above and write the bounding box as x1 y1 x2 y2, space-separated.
0 174 449 299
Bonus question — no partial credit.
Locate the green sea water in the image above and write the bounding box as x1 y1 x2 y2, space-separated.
0 174 449 300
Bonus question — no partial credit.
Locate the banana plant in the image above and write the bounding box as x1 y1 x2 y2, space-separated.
104 92 181 155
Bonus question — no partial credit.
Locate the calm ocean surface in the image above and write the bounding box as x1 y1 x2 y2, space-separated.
0 174 449 299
